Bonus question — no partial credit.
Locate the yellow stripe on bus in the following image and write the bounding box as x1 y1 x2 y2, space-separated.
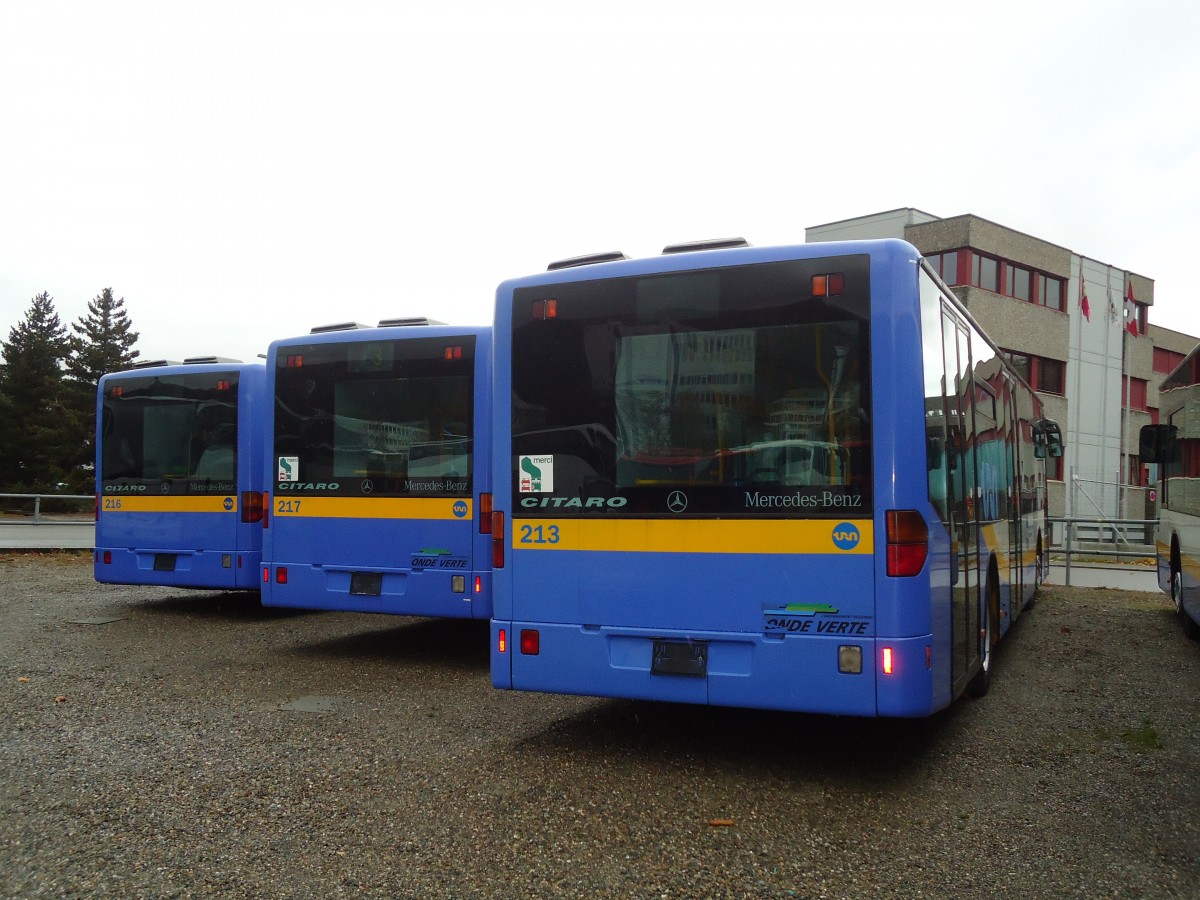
100 496 237 513
273 496 472 520
512 518 873 554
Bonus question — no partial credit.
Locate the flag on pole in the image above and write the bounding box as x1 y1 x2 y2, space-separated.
1124 281 1139 337
1079 262 1090 322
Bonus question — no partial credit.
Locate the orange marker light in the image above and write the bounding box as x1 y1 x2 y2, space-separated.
882 647 894 676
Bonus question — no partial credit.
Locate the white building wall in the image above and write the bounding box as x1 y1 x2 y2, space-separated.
805 208 939 243
1067 256 1126 517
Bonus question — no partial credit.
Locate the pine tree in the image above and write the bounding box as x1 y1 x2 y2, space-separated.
60 289 141 493
0 292 72 490
67 288 140 385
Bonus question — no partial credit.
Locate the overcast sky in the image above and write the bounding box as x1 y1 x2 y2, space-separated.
2 1 1197 366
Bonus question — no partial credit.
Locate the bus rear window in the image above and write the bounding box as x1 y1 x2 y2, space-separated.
101 373 240 494
512 257 872 517
274 336 475 497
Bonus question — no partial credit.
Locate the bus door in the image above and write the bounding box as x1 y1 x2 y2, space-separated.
942 312 981 694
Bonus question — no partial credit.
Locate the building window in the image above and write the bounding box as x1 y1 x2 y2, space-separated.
1002 350 1030 384
1037 274 1064 311
1001 349 1063 395
1129 456 1147 487
1037 358 1064 394
971 253 999 292
1005 264 1031 301
926 250 960 285
1048 456 1064 480
1124 377 1149 411
1154 347 1185 375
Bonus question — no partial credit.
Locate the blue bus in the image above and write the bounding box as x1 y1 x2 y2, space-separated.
95 357 267 589
490 238 1062 717
1139 346 1200 639
261 320 493 618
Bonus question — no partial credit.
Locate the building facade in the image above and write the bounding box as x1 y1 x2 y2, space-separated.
806 209 1192 520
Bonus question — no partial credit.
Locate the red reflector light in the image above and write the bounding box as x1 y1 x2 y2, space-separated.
828 273 844 295
111 386 123 397
479 493 493 534
276 567 288 584
443 345 463 360
531 299 544 319
491 511 505 568
812 275 827 297
545 299 557 318
262 567 269 583
217 379 231 391
882 647 894 675
886 509 928 577
498 629 507 654
286 354 303 368
474 576 482 594
241 491 265 524
520 629 540 655
103 551 112 565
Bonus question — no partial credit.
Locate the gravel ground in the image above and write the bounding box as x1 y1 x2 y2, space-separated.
1 551 1198 899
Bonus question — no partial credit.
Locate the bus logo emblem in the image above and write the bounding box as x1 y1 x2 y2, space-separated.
278 456 298 482
519 455 553 493
452 500 468 518
831 522 860 550
667 491 688 513
223 497 234 511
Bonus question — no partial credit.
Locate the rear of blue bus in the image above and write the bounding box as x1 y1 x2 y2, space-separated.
261 325 492 618
95 361 266 590
491 240 950 717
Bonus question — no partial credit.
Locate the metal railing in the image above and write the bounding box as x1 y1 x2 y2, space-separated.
0 493 93 525
1047 515 1157 587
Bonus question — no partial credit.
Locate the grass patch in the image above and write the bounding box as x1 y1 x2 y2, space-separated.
1119 718 1162 753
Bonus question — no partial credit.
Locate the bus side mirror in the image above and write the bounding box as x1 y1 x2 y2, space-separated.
1139 424 1177 464
1034 419 1063 459
1043 419 1063 459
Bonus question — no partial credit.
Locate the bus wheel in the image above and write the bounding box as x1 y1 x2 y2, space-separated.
966 569 998 698
1028 537 1044 609
1175 560 1200 640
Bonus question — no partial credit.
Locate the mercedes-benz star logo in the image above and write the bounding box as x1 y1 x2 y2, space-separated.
361 479 374 494
667 490 688 513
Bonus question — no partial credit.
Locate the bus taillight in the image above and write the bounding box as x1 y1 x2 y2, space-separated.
812 273 845 297
520 629 540 655
885 509 928 577
491 511 505 568
242 491 265 524
498 628 507 654
882 647 894 675
479 492 493 534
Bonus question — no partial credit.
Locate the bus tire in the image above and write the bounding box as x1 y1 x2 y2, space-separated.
1174 550 1200 640
1027 535 1044 610
966 567 998 698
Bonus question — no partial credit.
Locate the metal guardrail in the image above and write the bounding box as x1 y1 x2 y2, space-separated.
0 493 93 525
1047 516 1157 587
